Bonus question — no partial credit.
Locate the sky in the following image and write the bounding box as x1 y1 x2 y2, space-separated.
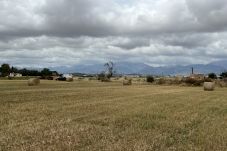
0 0 227 67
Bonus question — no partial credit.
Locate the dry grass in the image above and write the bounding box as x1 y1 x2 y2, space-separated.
0 80 227 151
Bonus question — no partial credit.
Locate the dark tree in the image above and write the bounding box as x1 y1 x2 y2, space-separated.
19 68 29 76
0 64 57 77
146 76 154 83
104 61 114 79
97 72 106 81
208 73 217 79
18 68 40 76
41 68 52 76
1 64 10 77
220 71 227 79
11 66 18 73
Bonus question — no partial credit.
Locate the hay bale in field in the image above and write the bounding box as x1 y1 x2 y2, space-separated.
204 82 215 91
173 76 183 84
123 79 132 86
220 81 227 87
216 80 227 87
157 78 165 85
66 77 74 82
28 78 40 86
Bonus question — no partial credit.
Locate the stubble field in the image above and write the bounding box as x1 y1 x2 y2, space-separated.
0 80 227 151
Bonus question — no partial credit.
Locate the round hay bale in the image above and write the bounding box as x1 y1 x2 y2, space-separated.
66 77 74 82
157 78 165 85
218 80 227 87
173 76 182 84
204 82 215 91
123 79 132 86
28 78 40 86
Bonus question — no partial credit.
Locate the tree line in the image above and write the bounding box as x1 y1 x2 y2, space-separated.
0 63 58 77
1 62 227 79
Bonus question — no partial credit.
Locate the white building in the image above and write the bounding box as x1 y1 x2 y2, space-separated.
9 73 23 77
63 74 73 78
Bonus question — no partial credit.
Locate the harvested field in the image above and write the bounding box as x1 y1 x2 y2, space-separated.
0 80 227 150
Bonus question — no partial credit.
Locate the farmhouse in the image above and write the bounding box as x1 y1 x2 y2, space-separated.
9 72 22 77
63 73 73 78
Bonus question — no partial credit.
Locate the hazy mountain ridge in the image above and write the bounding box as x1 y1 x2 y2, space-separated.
50 60 227 75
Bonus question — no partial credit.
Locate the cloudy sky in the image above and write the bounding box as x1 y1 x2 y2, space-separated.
1 0 227 67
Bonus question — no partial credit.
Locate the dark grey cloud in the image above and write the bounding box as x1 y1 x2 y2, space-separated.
112 37 150 50
186 0 227 32
0 0 227 67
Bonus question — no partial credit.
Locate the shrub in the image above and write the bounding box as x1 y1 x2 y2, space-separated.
208 73 217 79
204 77 213 82
123 79 132 85
146 76 154 83
220 71 227 79
97 73 105 80
184 77 204 86
157 78 165 85
97 73 110 82
8 76 13 80
40 76 54 80
47 76 54 80
56 77 66 81
173 77 183 84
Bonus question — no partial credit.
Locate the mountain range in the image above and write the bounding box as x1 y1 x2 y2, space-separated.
50 60 227 76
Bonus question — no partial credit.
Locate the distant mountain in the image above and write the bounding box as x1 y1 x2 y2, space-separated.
208 60 227 69
50 60 227 76
114 62 152 74
135 64 226 75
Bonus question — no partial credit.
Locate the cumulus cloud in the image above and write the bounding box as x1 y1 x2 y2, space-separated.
0 0 227 67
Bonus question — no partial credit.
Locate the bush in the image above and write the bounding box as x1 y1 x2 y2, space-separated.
208 73 217 79
220 71 227 79
184 77 204 86
97 73 110 82
173 77 182 84
204 77 213 82
56 77 66 81
8 76 13 80
157 78 165 85
40 76 54 80
146 76 154 83
97 73 105 80
123 79 132 85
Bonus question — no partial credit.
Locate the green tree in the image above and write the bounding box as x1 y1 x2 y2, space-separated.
1 64 10 77
41 68 52 76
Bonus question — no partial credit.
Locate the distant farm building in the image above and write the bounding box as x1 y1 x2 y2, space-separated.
63 74 73 78
9 73 22 77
